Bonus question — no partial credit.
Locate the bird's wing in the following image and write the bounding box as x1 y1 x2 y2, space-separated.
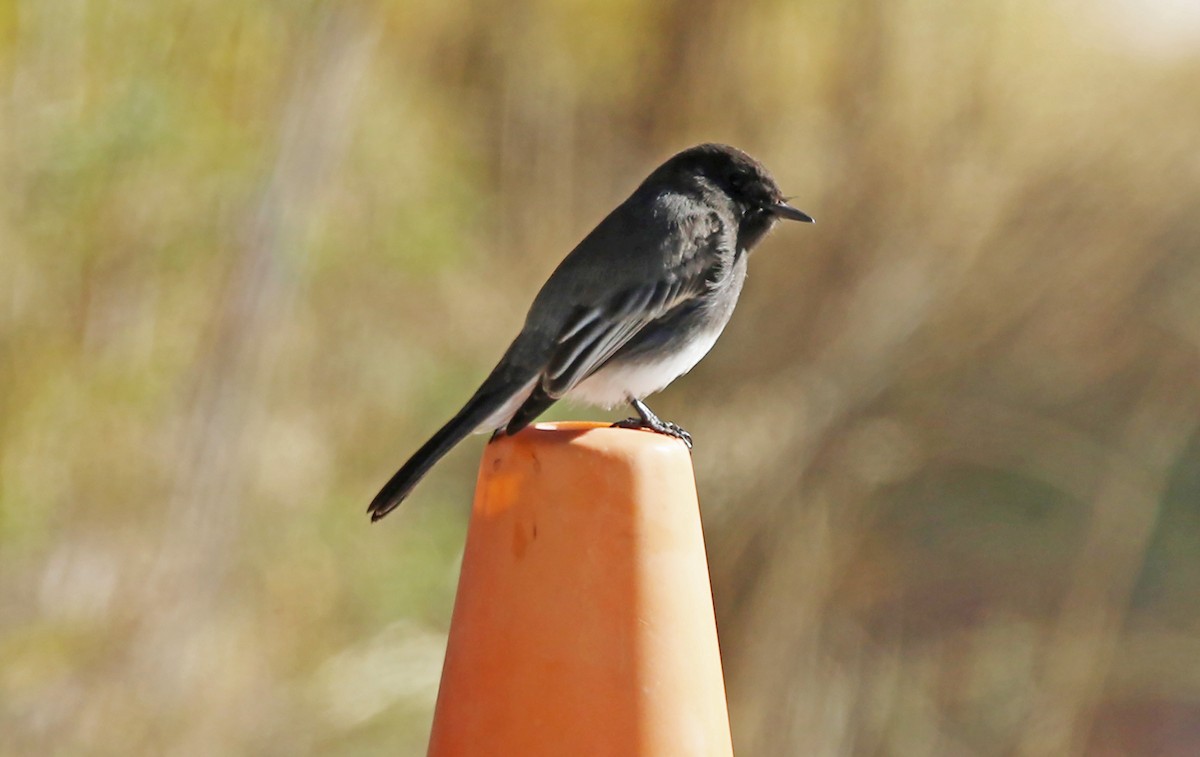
539 213 727 399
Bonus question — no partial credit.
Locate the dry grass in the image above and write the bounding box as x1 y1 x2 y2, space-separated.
2 1 1199 754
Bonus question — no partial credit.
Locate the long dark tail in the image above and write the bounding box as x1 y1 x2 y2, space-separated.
368 373 533 522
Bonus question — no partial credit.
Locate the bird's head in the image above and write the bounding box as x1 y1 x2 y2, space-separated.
653 143 813 249
648 140 816 250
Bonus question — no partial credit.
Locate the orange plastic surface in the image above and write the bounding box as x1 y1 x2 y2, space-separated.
427 422 733 757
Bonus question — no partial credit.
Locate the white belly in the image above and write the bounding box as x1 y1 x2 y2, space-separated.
566 324 725 409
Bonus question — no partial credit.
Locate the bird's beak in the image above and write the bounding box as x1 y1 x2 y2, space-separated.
771 201 814 223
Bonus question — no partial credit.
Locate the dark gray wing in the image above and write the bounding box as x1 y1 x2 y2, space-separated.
538 213 728 399
542 278 688 397
502 262 718 435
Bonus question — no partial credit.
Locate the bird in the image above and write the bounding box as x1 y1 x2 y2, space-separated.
368 143 812 521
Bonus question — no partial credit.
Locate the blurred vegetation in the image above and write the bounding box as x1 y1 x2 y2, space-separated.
2 0 1200 754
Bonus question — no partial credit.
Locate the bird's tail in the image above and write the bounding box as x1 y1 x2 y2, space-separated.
367 366 536 522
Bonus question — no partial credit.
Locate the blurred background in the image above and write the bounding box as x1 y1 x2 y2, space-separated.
3 0 1200 754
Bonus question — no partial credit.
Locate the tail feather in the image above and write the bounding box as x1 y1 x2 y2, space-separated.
505 385 557 436
368 377 532 522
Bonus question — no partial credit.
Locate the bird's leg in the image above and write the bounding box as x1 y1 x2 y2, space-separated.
612 397 693 449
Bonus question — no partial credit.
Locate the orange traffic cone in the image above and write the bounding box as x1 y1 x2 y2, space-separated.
427 421 733 756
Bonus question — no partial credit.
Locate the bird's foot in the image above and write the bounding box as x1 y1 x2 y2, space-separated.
611 416 693 449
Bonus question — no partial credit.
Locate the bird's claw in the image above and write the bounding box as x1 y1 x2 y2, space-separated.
611 417 693 449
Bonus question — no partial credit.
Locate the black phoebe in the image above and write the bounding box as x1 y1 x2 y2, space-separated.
368 143 812 521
